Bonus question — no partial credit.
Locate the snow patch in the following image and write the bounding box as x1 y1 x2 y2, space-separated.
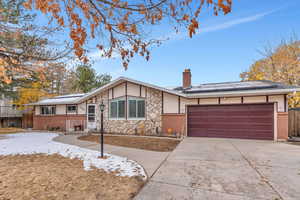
0 132 147 180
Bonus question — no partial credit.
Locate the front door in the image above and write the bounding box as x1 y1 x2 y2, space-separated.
87 104 96 130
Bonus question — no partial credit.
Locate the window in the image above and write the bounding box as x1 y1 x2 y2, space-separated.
128 98 145 119
41 106 56 115
67 105 77 113
110 99 125 119
88 105 95 122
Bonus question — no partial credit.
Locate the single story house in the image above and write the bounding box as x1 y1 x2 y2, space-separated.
30 69 300 140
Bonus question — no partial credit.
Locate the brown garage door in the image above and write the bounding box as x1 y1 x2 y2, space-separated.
187 103 274 140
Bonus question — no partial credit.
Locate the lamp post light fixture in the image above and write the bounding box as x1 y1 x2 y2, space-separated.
99 101 105 158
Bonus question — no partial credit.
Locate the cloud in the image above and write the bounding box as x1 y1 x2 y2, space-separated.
89 9 279 58
199 10 275 33
166 9 278 41
88 49 120 61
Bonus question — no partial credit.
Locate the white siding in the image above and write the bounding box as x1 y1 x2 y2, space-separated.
199 98 219 105
243 96 267 103
180 98 198 113
113 83 125 98
220 97 241 104
56 105 66 114
108 89 113 99
35 106 40 115
163 93 178 113
127 82 140 97
140 86 146 97
269 95 285 112
77 102 86 114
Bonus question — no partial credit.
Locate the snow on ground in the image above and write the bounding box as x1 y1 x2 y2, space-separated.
0 132 147 180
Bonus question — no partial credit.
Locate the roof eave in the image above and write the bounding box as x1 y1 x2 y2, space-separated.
185 88 300 98
27 100 79 106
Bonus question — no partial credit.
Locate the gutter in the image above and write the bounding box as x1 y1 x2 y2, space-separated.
185 88 300 98
27 101 77 106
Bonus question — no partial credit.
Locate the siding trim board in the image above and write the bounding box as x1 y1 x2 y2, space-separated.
125 81 128 120
145 87 148 120
140 85 142 97
161 92 164 114
178 96 181 114
284 94 287 112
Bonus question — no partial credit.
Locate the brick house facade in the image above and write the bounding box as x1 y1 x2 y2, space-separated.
31 70 300 140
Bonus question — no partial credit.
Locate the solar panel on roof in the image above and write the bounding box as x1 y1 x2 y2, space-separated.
180 81 281 93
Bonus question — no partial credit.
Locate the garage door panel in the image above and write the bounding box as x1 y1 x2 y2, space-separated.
189 111 273 118
187 103 274 140
188 117 273 124
188 123 273 128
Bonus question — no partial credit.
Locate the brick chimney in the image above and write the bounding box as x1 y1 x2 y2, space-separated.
182 69 191 88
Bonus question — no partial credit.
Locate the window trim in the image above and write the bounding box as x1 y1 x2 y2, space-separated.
66 104 77 114
109 98 126 120
40 105 56 115
127 97 146 120
87 104 96 122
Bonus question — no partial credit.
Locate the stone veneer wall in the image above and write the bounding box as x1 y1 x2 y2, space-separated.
90 87 162 135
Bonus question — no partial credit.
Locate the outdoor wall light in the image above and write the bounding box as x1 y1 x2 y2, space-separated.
99 102 105 112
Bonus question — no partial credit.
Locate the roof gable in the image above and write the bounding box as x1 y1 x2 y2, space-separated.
76 76 185 103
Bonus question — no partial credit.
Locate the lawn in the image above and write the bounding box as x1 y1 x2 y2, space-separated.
0 133 146 200
0 154 144 200
0 127 25 134
78 135 181 152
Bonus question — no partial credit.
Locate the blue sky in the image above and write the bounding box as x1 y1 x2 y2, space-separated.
88 0 300 87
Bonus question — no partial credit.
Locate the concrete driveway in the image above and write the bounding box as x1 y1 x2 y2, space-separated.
136 138 300 200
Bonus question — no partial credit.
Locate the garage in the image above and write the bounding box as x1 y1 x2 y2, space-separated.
187 103 274 140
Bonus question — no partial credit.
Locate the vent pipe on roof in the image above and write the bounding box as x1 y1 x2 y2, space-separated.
183 69 192 89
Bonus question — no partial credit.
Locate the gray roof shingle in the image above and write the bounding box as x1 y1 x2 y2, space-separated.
172 80 295 94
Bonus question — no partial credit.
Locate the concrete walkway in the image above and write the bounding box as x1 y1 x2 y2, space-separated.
53 134 170 177
136 137 300 200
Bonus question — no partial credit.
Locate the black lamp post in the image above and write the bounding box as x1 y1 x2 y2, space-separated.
99 101 105 158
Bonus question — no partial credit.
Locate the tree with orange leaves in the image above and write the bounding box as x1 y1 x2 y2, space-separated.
241 37 300 108
23 0 232 68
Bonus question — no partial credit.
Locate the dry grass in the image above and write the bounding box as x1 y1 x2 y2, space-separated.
0 154 144 200
78 135 181 152
0 127 25 134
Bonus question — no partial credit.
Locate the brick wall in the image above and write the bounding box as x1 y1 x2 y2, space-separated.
161 114 186 137
277 112 288 140
33 115 86 131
